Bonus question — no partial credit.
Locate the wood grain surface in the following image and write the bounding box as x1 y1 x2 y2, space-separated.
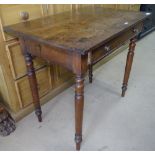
4 6 147 54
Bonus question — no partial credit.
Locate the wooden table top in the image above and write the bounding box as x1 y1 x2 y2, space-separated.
4 6 148 54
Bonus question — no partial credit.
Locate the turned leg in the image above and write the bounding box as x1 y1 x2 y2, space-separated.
24 52 42 122
88 51 93 83
122 38 136 97
75 75 84 150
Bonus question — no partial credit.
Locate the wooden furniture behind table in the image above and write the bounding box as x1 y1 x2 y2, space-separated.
0 4 141 121
4 6 148 150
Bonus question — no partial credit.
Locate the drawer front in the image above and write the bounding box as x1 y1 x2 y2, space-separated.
25 39 73 72
15 67 52 108
0 4 43 41
92 22 143 64
6 42 47 80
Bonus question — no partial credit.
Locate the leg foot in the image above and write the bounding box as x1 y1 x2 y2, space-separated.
76 143 81 151
35 108 42 122
75 134 82 150
121 84 127 97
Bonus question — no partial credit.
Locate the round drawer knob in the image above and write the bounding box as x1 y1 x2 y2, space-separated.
104 45 110 51
20 11 29 21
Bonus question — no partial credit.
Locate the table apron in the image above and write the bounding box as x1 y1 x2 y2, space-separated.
24 39 88 75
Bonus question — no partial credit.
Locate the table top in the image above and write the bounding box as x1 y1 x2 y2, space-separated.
4 6 148 54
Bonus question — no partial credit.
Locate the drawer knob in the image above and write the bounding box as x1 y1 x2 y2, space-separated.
132 28 139 33
20 11 29 21
104 45 110 51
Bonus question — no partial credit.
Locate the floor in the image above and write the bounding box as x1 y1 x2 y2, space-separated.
1 32 155 151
